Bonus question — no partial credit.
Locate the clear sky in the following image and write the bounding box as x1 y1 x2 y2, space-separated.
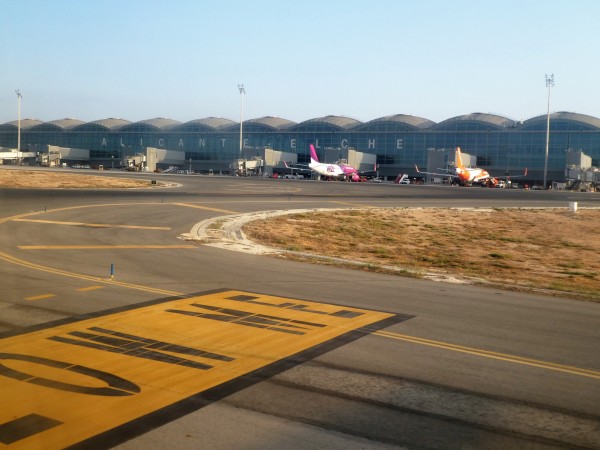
1 0 599 125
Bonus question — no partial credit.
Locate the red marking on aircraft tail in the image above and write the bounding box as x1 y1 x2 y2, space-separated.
455 147 465 169
309 144 319 162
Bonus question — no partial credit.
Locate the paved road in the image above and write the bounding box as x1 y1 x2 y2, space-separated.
1 174 599 450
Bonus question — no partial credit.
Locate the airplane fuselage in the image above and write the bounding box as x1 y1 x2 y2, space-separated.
309 161 346 178
457 167 491 184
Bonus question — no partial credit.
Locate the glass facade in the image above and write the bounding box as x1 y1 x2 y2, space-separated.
1 112 599 181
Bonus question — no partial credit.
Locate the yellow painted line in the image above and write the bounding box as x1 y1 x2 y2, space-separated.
12 219 171 230
24 293 56 301
175 199 327 204
225 184 302 193
330 200 377 208
76 286 104 292
0 250 182 298
0 207 185 298
376 330 600 379
173 202 238 214
0 290 394 449
18 245 197 250
0 211 49 225
0 203 161 225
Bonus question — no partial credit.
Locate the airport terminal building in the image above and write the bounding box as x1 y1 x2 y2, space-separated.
1 112 599 183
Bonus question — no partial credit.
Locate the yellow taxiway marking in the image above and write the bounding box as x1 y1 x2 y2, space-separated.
173 202 238 214
0 211 48 225
330 200 378 208
0 289 394 449
24 293 56 301
76 286 104 292
2 202 175 223
18 245 197 250
0 250 182 297
376 330 600 380
225 184 302 193
12 218 171 230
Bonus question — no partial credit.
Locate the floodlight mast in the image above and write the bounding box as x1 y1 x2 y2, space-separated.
238 84 245 158
15 90 22 155
543 74 554 189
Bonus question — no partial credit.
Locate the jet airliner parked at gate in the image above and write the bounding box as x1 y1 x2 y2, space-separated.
284 145 361 181
308 144 360 180
415 147 526 187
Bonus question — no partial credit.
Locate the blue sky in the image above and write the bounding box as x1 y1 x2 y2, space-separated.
1 0 599 124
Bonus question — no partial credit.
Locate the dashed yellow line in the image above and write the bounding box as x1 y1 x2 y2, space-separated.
173 203 238 214
18 245 197 250
76 286 104 292
24 293 56 301
375 330 600 379
12 219 171 230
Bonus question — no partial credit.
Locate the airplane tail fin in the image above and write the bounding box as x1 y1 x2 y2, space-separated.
309 144 319 163
455 147 465 169
282 160 289 168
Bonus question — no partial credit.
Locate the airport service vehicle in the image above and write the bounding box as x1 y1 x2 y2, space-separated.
394 174 410 184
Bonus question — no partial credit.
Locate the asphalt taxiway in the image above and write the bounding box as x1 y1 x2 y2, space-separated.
1 174 599 449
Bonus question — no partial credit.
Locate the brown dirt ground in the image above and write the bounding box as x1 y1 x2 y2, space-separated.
244 208 600 301
0 168 154 189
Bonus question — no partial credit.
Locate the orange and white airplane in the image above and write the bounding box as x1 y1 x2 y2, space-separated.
415 147 526 186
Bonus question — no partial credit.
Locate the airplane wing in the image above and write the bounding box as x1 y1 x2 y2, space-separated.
494 168 528 179
354 168 377 176
414 164 458 178
283 161 309 169
357 163 378 176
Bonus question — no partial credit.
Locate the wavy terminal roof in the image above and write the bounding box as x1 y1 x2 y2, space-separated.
2 112 600 131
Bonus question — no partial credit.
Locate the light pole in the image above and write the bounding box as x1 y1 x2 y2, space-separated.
238 84 245 158
543 74 554 189
15 90 22 164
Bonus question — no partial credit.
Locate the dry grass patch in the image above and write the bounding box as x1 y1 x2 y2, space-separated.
244 208 600 300
0 169 155 189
